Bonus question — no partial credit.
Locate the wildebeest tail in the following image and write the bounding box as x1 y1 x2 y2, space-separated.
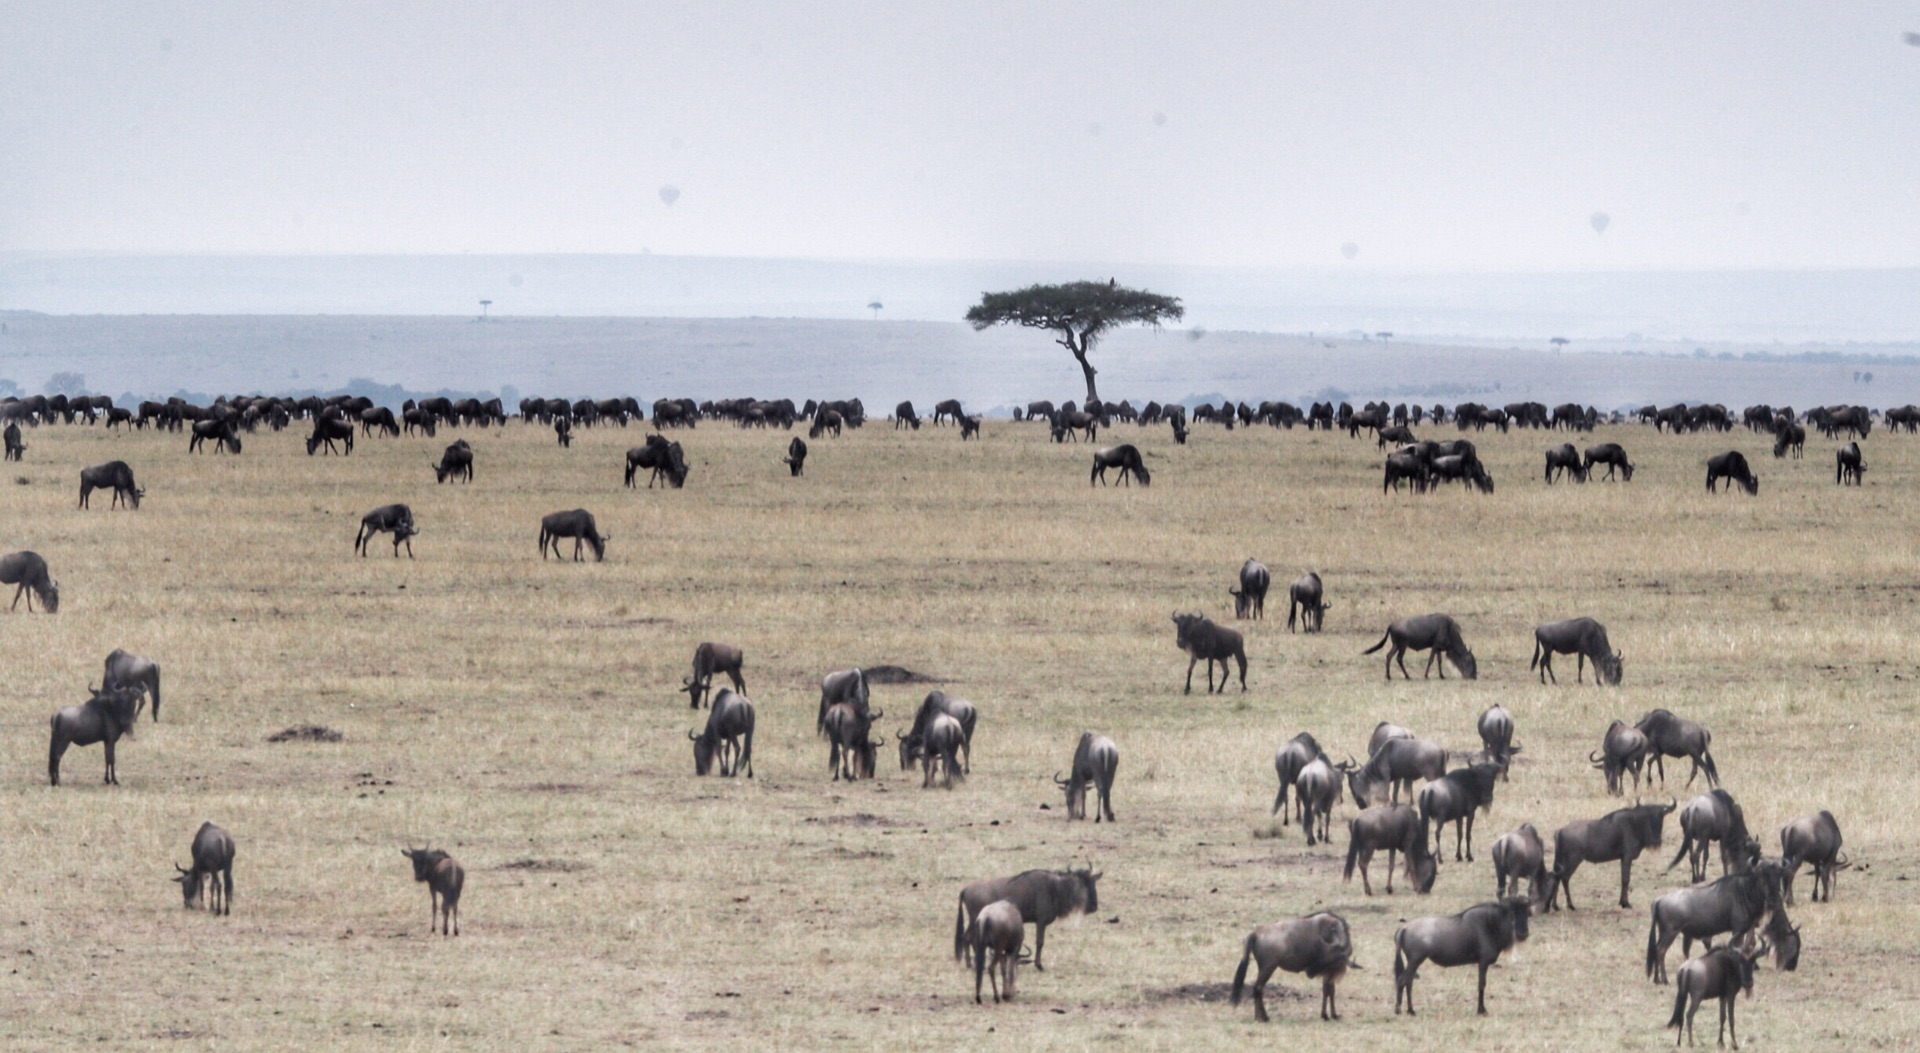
1645 910 1661 978
1361 628 1392 655
1342 821 1360 882
1528 636 1542 671
1667 834 1694 872
953 900 969 963
1700 748 1720 787
1392 929 1407 979
972 919 987 999
1667 984 1687 1029
1230 933 1254 1005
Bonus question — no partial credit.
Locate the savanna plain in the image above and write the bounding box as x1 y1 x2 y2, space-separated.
0 409 1916 1051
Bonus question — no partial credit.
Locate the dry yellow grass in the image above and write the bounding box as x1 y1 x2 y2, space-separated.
0 413 1915 1050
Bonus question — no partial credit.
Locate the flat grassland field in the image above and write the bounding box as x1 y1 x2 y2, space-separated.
0 416 1914 1051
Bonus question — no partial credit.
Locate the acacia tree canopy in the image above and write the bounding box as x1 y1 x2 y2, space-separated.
965 281 1183 404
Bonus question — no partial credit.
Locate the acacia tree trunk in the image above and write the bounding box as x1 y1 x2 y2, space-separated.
1061 328 1099 404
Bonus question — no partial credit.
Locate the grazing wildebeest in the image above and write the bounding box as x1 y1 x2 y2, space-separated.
624 435 688 489
1779 810 1846 904
1286 571 1328 632
401 848 464 937
1270 732 1323 824
1052 409 1098 442
815 667 870 735
1344 803 1437 895
1231 912 1355 1022
1530 617 1623 686
48 684 142 785
1383 450 1430 493
354 504 418 558
681 642 746 709
78 461 142 510
1548 799 1676 910
1476 705 1518 779
432 439 473 483
1584 442 1635 481
930 398 965 426
554 417 572 447
1393 898 1532 1016
306 415 355 455
1544 443 1588 483
1772 420 1805 458
1593 719 1651 797
3 421 22 460
953 867 1099 971
538 509 607 562
958 414 981 439
103 649 162 722
892 401 922 429
899 690 978 774
1705 451 1758 495
1420 763 1501 861
173 822 236 915
970 900 1024 1003
783 435 807 476
1835 441 1865 485
1170 612 1247 693
1294 753 1347 846
1637 709 1720 788
1089 444 1149 486
1669 790 1756 884
808 408 842 438
1056 732 1118 822
1431 454 1494 493
1363 614 1476 680
1667 946 1761 1048
188 418 241 454
1230 558 1270 619
0 550 59 612
1490 823 1549 905
1361 736 1449 804
917 712 967 789
821 700 882 781
691 688 756 777
1645 866 1781 985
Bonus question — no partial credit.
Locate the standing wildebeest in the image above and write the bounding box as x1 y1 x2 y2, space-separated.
432 439 473 483
103 649 162 722
899 690 978 774
401 848 464 937
892 401 922 429
187 418 241 454
1056 732 1118 822
539 509 607 562
958 414 981 439
1490 823 1550 905
1286 571 1328 632
1230 558 1270 619
1669 790 1756 883
173 822 236 915
354 504 418 558
1548 799 1676 910
1476 704 1518 778
783 436 807 476
1645 866 1783 985
78 461 142 510
0 550 59 612
1779 810 1846 904
1393 898 1532 1016
306 415 355 455
1584 442 1635 481
1544 443 1587 483
1089 444 1149 486
554 417 572 447
1170 612 1247 693
821 701 882 781
1383 450 1430 493
1419 764 1501 862
954 867 1100 971
917 712 967 789
1294 753 1348 846
970 900 1024 1003
932 398 965 426
691 688 756 777
1363 614 1477 680
1705 451 1759 495
1369 721 1415 756
1772 420 1805 458
1530 617 1623 686
1835 441 1865 485
1361 735 1449 804
681 642 746 709
808 408 842 438
624 434 689 489
1344 803 1438 895
815 667 870 735
1593 719 1651 796
1270 732 1323 824
1230 912 1355 1022
1667 946 1762 1048
48 684 142 785
3 421 22 460
1637 709 1720 789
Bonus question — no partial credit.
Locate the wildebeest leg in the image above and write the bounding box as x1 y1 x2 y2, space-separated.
1322 975 1338 1020
1723 996 1736 1049
1234 651 1247 691
1476 961 1490 1015
11 581 26 610
1249 962 1275 1022
48 734 65 785
1391 646 1410 680
1032 923 1046 971
103 739 115 784
1184 655 1197 694
1619 855 1635 908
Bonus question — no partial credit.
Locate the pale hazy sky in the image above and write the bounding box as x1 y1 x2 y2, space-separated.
4 2 1919 270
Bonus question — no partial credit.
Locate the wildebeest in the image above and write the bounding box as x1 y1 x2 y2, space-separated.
1419 763 1501 861
681 641 746 709
306 415 355 455
1476 704 1518 779
1285 571 1328 632
354 504 418 558
188 418 241 454
1294 753 1347 846
78 461 142 510
1667 946 1761 1048
1593 719 1651 797
1170 612 1247 693
173 822 236 915
1636 709 1720 788
103 649 162 722
1270 732 1323 824
1361 735 1449 804
1089 444 1149 486
1645 866 1781 985
554 417 572 447
1835 441 1865 485
1368 721 1415 757
1051 409 1098 442
1490 823 1550 905
1431 454 1494 493
1705 451 1759 495
1056 732 1118 822
917 712 967 788
969 900 1023 1003
821 700 882 781
1344 803 1438 895
1230 558 1270 619
1772 420 1806 458
899 690 978 774
625 435 689 489
0 550 59 612
1530 616 1623 686
1363 614 1476 680
892 400 922 429
783 436 807 476
932 398 965 426
1230 912 1355 1022
432 439 473 483
1779 810 1846 904
958 414 981 439
1383 450 1429 493
1393 898 1532 1016
1544 443 1588 484
953 867 1099 971
1583 442 1635 481
691 688 756 777
808 408 842 438
1669 790 1756 884
48 684 142 785
1548 799 1676 910
3 421 22 460
539 509 607 562
401 847 464 936
815 667 870 736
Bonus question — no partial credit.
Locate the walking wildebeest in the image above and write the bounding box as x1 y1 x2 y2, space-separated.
691 688 756 777
401 848 464 937
1230 558 1270 619
539 509 607 562
1548 799 1676 910
354 504 418 558
1705 451 1758 494
3 421 22 460
1593 719 1650 797
815 668 870 736
1645 866 1782 985
1490 823 1550 905
899 691 978 774
1779 810 1846 904
1582 442 1635 481
1667 946 1762 1048
624 434 689 489
1530 617 1623 686
431 439 473 483
917 712 967 789
1089 444 1149 486
1393 898 1532 1016
954 867 1099 974
892 401 922 429
1637 709 1720 788
1544 443 1588 484
1056 732 1118 822
783 436 807 476
1271 732 1324 824
1230 912 1355 1022
1343 803 1438 895
970 900 1023 1003
103 649 162 722
1283 571 1328 633
188 418 241 454
78 461 142 510
48 684 142 785
306 415 355 455
1835 441 1865 485
1476 704 1518 779
1361 736 1449 804
1668 790 1756 884
1171 612 1247 693
172 822 236 915
1295 753 1347 846
0 550 59 612
1363 614 1477 680
681 642 746 709
932 398 965 426
1419 763 1501 862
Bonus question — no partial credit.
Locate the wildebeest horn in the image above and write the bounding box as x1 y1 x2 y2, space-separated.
1508 742 1523 753
1834 851 1852 870
1053 770 1069 787
1588 750 1605 764
175 863 191 875
868 708 882 721
1663 795 1677 812
687 729 699 741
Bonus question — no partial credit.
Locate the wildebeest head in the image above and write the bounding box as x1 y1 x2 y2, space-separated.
1452 645 1478 680
1069 866 1101 912
41 578 59 614
401 847 449 882
89 683 140 737
896 729 923 771
690 727 717 775
172 863 201 907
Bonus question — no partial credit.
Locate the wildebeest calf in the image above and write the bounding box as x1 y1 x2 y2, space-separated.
970 900 1024 1003
402 848 465 936
1667 946 1759 1048
1231 912 1354 1022
354 504 418 558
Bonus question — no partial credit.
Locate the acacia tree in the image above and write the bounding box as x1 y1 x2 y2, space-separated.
965 281 1183 404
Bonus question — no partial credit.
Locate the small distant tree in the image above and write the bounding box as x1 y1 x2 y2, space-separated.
45 371 87 397
965 281 1182 404
1376 331 1393 344
867 301 883 319
1551 337 1569 351
479 299 492 321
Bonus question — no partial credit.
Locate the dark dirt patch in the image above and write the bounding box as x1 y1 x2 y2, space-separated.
1143 981 1262 1005
523 782 589 794
826 846 893 860
862 665 942 685
153 1029 205 1040
266 724 342 743
497 858 590 873
806 812 912 828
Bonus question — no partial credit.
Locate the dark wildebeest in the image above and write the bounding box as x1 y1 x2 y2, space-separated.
783 436 807 476
1361 736 1449 804
104 649 162 722
892 401 922 429
78 461 142 510
1171 612 1247 693
1286 571 1328 632
821 701 882 781
932 398 965 426
1368 721 1415 757
1779 810 1846 904
1476 704 1518 779
1294 753 1347 846
1383 450 1430 493
1548 799 1676 910
1584 442 1635 481
48 684 142 785
432 439 473 483
1705 451 1758 495
306 415 355 455
1052 409 1098 442
953 867 1099 971
1056 732 1118 822
1544 443 1588 483
173 822 236 916
1419 763 1501 862
624 435 688 488
1593 719 1651 797
1530 617 1623 686
1393 898 1532 1016
1645 866 1784 985
1230 912 1355 1022
539 509 607 562
1637 709 1720 788
681 642 746 709
554 417 572 447
1270 732 1323 824
401 848 464 937
899 690 978 774
1230 558 1270 619
1490 823 1550 905
815 668 870 736
1344 803 1438 895
1772 420 1805 458
808 408 842 439
917 712 967 789
691 688 756 777
1835 441 1865 485
1363 614 1477 680
1089 444 1149 486
3 421 23 460
354 504 418 558
1667 946 1762 1048
959 414 981 439
1431 454 1494 493
970 900 1023 1003
0 550 59 612
1668 790 1756 884
188 418 241 454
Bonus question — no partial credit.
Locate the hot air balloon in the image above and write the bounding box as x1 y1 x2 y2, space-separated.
1590 212 1610 234
659 185 681 207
